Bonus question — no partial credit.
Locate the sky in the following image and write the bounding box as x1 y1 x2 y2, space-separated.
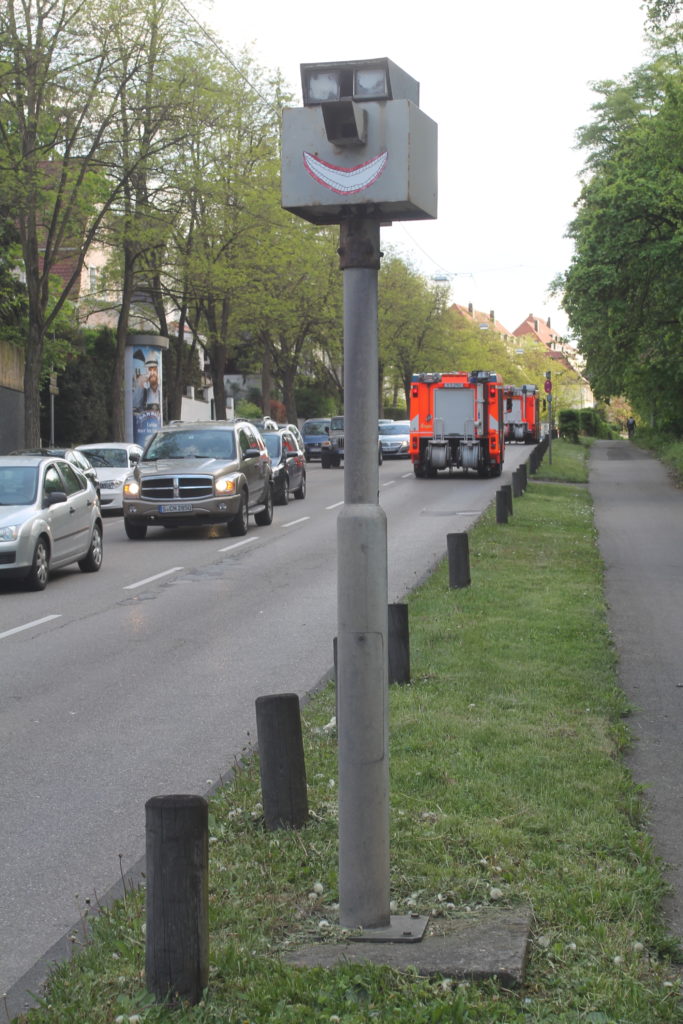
193 0 652 339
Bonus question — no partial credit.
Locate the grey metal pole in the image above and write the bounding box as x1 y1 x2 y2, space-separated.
337 214 390 929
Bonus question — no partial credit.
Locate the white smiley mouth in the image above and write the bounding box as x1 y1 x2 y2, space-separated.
303 151 388 195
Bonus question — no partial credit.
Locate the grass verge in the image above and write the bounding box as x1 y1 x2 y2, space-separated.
13 440 683 1024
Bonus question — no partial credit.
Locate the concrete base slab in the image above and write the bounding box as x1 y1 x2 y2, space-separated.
348 913 429 943
283 908 532 988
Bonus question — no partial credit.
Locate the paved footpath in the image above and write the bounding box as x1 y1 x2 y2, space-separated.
589 439 683 940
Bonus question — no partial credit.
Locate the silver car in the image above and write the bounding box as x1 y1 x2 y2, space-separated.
0 455 103 590
378 420 411 458
76 442 143 513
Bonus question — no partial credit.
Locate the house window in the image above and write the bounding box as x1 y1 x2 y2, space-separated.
88 266 99 291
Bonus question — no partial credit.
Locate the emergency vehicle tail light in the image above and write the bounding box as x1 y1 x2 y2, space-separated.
411 385 419 398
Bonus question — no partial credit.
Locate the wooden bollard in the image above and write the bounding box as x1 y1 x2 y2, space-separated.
501 483 513 516
447 532 471 589
255 693 308 830
145 795 208 1006
496 489 508 524
520 463 528 490
388 603 411 684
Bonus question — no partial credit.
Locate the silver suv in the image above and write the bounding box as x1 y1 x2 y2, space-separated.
122 421 273 539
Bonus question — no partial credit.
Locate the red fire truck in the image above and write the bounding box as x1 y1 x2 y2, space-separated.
409 370 505 478
503 384 541 444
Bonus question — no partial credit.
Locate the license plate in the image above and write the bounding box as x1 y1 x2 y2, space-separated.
159 503 193 513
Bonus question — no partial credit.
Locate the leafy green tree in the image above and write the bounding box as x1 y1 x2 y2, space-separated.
40 326 116 444
162 49 286 420
557 26 683 434
0 0 150 445
243 217 342 424
378 253 453 410
0 208 27 343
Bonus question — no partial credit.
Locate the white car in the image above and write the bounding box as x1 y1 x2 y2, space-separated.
77 442 143 513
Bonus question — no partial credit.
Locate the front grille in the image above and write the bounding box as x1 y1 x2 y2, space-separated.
331 435 344 449
140 475 214 501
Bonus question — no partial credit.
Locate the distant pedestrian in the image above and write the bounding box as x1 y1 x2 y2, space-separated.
627 416 636 439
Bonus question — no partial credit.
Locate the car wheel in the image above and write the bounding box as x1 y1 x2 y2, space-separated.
321 451 330 469
228 490 249 536
25 536 50 591
378 447 383 465
124 519 147 540
293 471 306 500
78 522 103 572
254 482 274 526
275 473 289 506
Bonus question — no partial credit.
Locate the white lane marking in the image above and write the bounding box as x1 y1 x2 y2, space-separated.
124 567 184 590
382 480 396 487
218 537 258 553
401 472 413 478
282 516 310 528
326 501 344 510
0 615 61 640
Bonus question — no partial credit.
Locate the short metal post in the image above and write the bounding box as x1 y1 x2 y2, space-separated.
388 603 411 685
255 693 309 830
447 532 471 588
520 463 528 490
145 795 208 1006
496 489 508 523
512 469 523 498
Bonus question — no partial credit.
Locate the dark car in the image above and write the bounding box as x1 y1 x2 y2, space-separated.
262 429 306 505
122 420 273 539
301 418 331 462
11 446 100 492
0 454 103 590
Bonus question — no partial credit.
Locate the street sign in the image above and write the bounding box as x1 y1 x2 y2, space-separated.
544 378 552 394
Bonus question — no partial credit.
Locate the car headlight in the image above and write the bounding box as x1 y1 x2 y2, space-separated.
123 479 140 498
100 477 125 489
0 525 19 542
215 476 237 495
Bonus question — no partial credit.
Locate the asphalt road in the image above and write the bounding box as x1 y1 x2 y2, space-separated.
1 447 532 1015
589 440 683 941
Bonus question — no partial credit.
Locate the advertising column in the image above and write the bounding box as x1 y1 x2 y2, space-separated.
125 334 170 446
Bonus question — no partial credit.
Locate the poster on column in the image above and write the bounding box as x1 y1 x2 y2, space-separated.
131 345 163 447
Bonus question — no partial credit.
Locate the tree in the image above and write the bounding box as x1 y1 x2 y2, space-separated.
0 0 150 444
162 50 286 420
101 0 211 438
241 216 342 423
378 253 452 410
557 26 683 433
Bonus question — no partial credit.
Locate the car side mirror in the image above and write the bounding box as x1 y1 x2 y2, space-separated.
244 447 262 459
45 491 67 507
130 453 140 464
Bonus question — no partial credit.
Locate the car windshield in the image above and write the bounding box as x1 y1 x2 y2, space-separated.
262 434 282 460
144 430 236 460
81 448 130 467
304 421 328 436
380 423 410 435
0 466 38 505
330 417 344 430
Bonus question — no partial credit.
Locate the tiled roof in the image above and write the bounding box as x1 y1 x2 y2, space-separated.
451 303 512 337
